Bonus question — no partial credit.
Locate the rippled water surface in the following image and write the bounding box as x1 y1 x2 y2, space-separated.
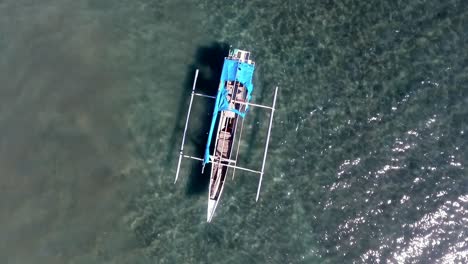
1 0 467 263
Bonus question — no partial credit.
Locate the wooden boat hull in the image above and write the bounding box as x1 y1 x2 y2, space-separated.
207 80 247 222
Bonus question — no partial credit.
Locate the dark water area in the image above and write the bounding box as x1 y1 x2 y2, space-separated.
1 0 467 263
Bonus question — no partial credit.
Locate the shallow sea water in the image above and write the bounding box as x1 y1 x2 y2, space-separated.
0 0 467 263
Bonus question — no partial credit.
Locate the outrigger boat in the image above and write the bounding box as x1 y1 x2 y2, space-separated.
174 48 278 222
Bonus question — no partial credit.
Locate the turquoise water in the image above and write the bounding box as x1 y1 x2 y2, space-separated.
1 0 467 263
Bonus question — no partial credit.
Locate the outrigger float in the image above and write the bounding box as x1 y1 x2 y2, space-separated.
174 48 278 222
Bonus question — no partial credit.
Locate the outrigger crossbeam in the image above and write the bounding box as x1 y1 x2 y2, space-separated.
174 68 278 202
183 154 262 174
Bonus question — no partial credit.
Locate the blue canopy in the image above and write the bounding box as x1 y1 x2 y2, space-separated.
203 59 255 165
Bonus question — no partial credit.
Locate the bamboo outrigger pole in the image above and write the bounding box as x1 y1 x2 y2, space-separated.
174 69 199 183
255 86 278 201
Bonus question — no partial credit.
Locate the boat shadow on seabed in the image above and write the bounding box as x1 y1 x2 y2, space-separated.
165 42 230 195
